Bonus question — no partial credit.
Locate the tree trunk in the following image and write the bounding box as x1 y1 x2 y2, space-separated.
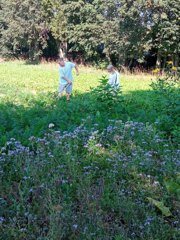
173 54 179 67
106 49 111 62
59 41 67 59
156 51 161 68
162 56 167 70
28 40 40 63
128 58 133 70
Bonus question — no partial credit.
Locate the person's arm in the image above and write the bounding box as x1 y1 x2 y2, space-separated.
75 65 79 75
62 76 72 84
71 62 79 76
108 74 113 85
110 72 118 86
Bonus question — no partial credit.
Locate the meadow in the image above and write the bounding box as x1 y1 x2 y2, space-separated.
0 61 180 239
0 61 155 145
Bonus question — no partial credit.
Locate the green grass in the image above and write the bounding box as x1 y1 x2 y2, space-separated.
0 61 180 239
0 61 152 101
0 61 155 145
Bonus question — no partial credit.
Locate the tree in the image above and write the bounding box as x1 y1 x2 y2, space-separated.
144 0 180 67
42 0 68 57
0 0 49 61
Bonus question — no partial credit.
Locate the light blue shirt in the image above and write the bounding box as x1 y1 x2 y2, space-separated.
59 61 76 85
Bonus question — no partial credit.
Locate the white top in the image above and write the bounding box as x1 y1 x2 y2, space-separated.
108 71 120 87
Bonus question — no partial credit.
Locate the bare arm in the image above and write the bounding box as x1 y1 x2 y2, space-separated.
75 65 79 75
62 76 71 84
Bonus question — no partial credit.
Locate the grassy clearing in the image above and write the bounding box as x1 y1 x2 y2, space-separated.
0 61 152 98
0 61 179 239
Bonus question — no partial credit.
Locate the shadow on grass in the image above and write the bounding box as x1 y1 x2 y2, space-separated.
0 87 179 146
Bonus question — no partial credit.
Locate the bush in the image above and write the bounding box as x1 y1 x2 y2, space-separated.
150 67 180 139
92 76 124 111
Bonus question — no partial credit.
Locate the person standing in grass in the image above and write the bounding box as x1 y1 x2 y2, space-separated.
107 64 120 89
58 58 79 101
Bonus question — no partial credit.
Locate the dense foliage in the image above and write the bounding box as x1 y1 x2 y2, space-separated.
1 120 180 239
0 0 49 61
0 0 179 67
150 64 180 140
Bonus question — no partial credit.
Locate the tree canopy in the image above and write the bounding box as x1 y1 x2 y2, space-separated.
0 0 179 67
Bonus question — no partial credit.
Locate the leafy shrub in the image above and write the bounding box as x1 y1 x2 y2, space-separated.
150 67 180 139
92 76 124 111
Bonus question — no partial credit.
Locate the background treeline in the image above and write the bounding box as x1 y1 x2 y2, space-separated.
0 0 179 68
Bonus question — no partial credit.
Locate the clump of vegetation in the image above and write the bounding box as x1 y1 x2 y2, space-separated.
91 75 124 111
150 63 180 140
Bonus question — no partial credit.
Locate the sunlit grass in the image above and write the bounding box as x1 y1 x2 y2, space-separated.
0 61 155 106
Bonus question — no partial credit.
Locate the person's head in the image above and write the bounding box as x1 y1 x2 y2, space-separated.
58 58 65 67
107 64 114 73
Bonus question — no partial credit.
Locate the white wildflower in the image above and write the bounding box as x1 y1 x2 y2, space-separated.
49 123 55 128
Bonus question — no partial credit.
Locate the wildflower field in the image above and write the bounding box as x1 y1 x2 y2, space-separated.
0 61 180 239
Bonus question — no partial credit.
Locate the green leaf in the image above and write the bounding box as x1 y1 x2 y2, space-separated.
176 190 180 200
165 179 180 200
165 180 180 193
176 173 180 184
147 197 172 217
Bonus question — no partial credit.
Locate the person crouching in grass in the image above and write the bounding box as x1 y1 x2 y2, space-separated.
58 58 79 101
